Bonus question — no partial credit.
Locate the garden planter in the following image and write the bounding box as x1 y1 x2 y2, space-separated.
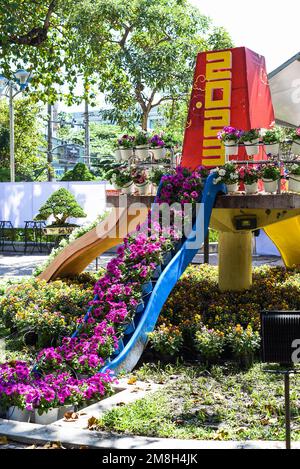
151 147 165 160
288 174 300 193
58 405 75 420
43 226 76 236
244 182 258 194
162 251 173 268
152 265 162 280
226 183 238 194
7 407 30 422
34 408 59 425
142 281 153 296
120 148 133 161
224 141 239 157
115 149 122 162
135 145 149 161
244 139 260 156
121 182 133 195
264 143 280 155
291 141 300 155
151 183 158 196
112 183 121 191
263 178 279 193
135 182 149 196
136 301 145 314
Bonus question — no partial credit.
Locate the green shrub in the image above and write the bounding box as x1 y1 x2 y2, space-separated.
194 326 225 364
148 324 183 357
61 163 96 181
0 274 99 350
35 188 87 225
226 325 261 368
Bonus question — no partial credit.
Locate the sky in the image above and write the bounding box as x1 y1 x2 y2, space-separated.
190 0 299 72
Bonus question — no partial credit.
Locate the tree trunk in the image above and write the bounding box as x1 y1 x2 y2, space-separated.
141 110 150 131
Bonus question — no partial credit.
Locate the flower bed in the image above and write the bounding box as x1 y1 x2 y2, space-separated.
148 265 300 365
0 166 205 418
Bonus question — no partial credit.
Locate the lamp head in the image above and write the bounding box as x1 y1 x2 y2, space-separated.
14 69 31 90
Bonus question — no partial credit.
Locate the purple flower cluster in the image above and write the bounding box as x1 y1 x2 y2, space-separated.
157 166 203 205
149 134 165 148
0 361 114 412
217 126 244 142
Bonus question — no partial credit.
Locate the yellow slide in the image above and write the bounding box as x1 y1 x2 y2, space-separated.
264 215 300 268
38 206 149 282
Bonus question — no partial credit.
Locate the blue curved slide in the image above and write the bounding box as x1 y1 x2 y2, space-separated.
101 174 226 375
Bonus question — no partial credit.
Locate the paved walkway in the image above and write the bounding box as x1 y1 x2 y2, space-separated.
0 252 283 279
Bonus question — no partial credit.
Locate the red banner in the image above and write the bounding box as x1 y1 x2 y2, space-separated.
181 47 275 169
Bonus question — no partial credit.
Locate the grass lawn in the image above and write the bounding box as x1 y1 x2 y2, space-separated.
96 363 300 441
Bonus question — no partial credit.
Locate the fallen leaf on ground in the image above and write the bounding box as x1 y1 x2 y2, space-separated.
63 412 79 422
0 436 8 445
127 377 137 385
87 416 98 430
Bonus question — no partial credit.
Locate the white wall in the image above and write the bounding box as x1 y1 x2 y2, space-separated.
0 181 107 228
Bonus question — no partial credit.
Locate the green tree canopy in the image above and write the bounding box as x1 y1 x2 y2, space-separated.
61 162 96 181
71 0 233 129
35 188 87 225
0 97 46 180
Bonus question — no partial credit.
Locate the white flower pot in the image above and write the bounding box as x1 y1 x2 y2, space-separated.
115 149 122 162
135 182 149 196
292 141 300 155
263 178 279 193
35 408 59 425
121 182 133 195
226 183 238 194
135 145 149 161
289 174 300 193
7 406 30 422
264 143 280 155
224 141 239 156
120 148 133 161
151 183 158 195
58 405 75 420
112 183 121 191
244 139 260 156
245 182 258 194
151 147 165 160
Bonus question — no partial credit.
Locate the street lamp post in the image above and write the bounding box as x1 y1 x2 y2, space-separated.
0 70 31 182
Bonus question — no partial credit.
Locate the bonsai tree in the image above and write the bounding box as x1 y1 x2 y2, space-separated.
35 188 87 226
60 163 96 181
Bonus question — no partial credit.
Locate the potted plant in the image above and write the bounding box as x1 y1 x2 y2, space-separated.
240 129 261 156
239 166 260 194
262 128 281 155
134 131 149 160
111 170 133 195
212 163 239 193
149 134 165 160
117 135 135 161
149 167 167 195
288 163 300 193
217 126 243 158
35 188 87 235
291 127 300 155
260 164 281 193
132 169 149 196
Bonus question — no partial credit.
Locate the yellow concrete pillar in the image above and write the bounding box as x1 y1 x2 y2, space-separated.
218 231 252 292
